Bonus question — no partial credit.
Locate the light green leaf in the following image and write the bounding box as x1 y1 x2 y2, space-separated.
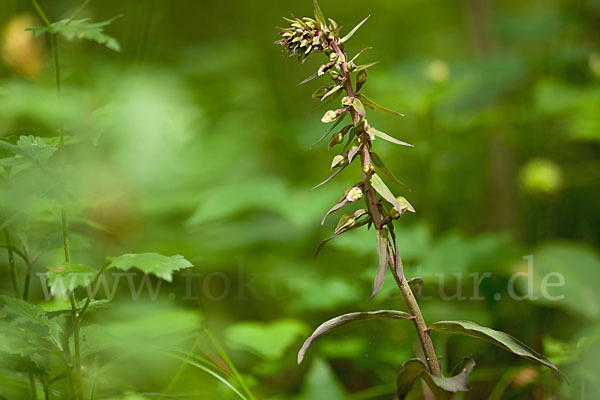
27 17 121 51
107 252 193 282
340 15 370 43
313 0 327 30
369 173 404 212
225 319 306 360
47 263 97 295
0 135 58 166
431 320 558 371
300 358 346 400
368 127 413 147
298 310 411 364
359 94 404 116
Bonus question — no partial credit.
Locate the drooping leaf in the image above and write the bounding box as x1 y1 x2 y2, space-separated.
315 218 370 258
368 127 413 146
321 199 348 225
396 357 475 400
370 152 410 191
311 117 348 149
370 228 389 299
340 15 370 43
107 252 193 282
430 320 558 371
298 310 411 364
369 173 404 212
310 163 348 191
46 263 97 295
358 94 404 116
27 17 122 51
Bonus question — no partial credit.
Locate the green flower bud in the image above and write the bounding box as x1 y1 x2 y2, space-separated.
328 131 344 150
331 154 346 169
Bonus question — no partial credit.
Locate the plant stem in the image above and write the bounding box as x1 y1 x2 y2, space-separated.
4 229 20 298
331 39 442 377
23 255 34 301
29 372 38 400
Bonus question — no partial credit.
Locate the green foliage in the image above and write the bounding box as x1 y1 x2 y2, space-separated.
27 17 121 51
46 263 96 295
107 252 193 282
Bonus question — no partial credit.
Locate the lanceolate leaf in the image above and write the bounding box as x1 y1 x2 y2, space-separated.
107 252 193 282
321 84 343 101
370 228 389 299
298 310 411 364
340 15 370 44
321 199 348 225
369 173 404 212
369 128 413 147
310 163 348 191
350 47 373 64
370 152 410 191
358 94 404 116
310 117 348 149
396 357 475 400
430 320 558 371
313 0 327 30
315 218 369 259
354 61 380 72
47 263 97 295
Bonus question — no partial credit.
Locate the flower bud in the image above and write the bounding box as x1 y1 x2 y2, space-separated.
328 131 344 150
312 86 330 99
331 154 346 169
328 70 339 80
346 186 363 202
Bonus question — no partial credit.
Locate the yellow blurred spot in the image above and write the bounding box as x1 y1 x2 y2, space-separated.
426 59 450 83
589 51 600 78
519 158 563 195
1 14 45 78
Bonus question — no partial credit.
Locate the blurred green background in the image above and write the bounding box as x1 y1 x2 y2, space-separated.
1 0 599 398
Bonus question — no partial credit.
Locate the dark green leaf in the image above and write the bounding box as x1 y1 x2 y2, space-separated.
370 151 410 191
298 310 411 364
107 252 193 282
340 15 370 44
430 320 558 371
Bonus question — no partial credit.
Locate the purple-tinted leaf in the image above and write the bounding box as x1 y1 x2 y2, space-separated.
298 309 412 364
310 114 347 148
314 217 369 258
310 163 348 191
321 199 348 225
397 357 475 400
348 145 360 163
370 228 389 299
430 320 558 371
340 15 370 43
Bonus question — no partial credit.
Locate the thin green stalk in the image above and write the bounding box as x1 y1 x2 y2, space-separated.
22 255 34 301
4 229 19 298
29 372 38 400
66 0 93 25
